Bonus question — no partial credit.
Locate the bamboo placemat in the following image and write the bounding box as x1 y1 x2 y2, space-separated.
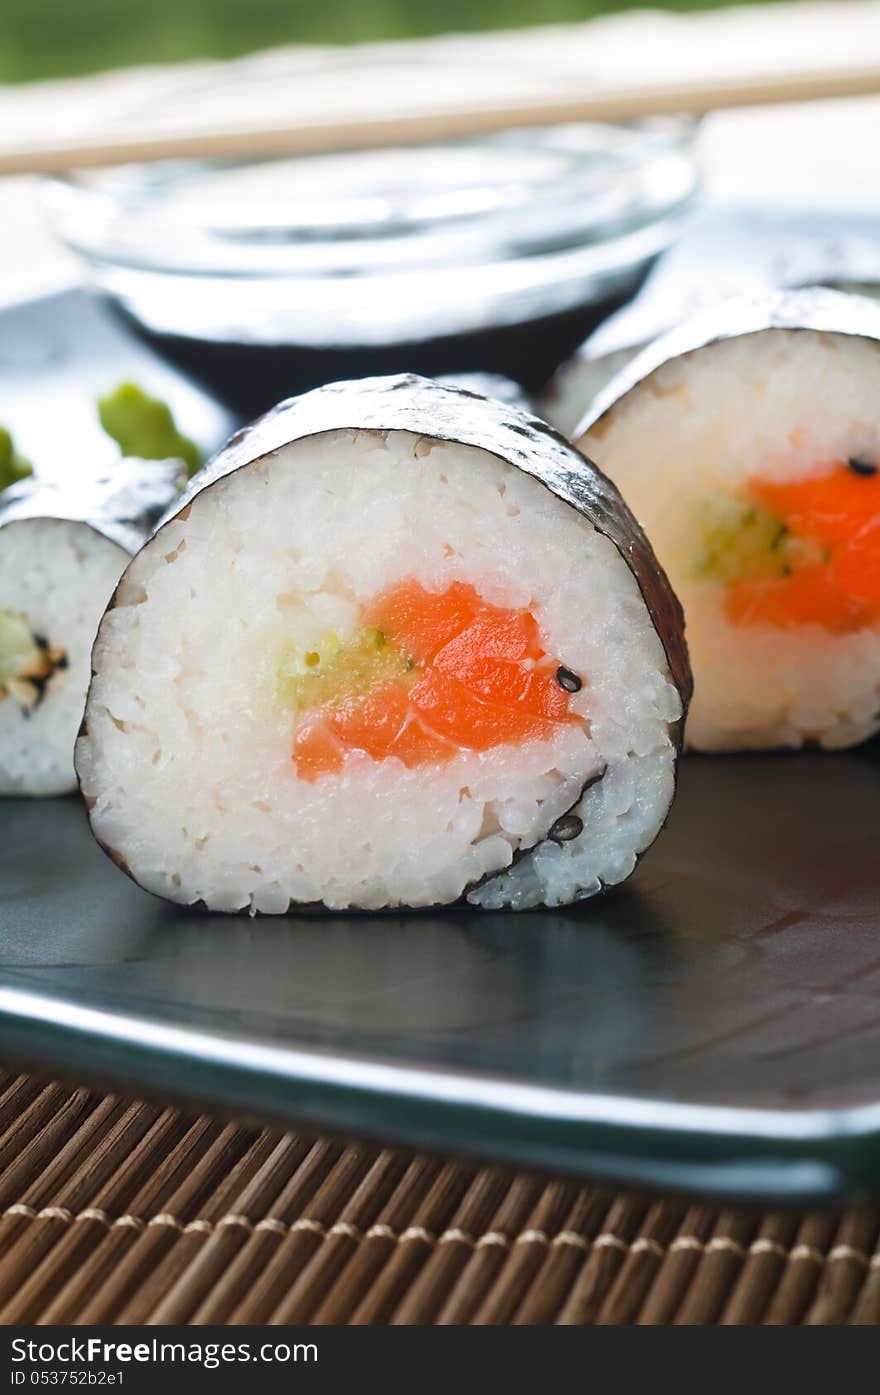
0 1069 878 1325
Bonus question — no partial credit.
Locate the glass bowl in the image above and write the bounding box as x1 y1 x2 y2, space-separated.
45 55 699 413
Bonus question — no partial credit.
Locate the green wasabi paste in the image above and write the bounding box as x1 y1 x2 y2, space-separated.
0 427 33 492
98 382 201 477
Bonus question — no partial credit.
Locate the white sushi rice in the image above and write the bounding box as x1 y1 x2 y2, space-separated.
0 518 129 795
578 327 880 750
77 429 681 911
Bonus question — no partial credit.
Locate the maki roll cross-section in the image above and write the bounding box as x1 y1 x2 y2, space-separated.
576 289 880 751
0 459 181 795
76 375 690 913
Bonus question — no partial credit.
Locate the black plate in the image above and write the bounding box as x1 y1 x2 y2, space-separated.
0 285 236 473
2 747 880 1206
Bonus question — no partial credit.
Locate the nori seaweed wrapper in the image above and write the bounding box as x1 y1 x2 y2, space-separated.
0 458 183 555
574 287 880 443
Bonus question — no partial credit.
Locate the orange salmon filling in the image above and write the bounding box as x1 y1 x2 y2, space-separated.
291 581 582 781
724 461 880 633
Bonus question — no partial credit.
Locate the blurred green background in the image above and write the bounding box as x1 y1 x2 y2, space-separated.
1 0 763 83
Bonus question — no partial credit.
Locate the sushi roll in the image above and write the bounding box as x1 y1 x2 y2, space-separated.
76 375 689 913
0 460 180 795
542 344 649 440
575 289 880 751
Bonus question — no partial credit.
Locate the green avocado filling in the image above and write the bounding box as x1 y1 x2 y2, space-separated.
694 496 826 582
98 382 201 477
277 627 414 714
0 610 65 710
0 611 42 690
0 427 34 493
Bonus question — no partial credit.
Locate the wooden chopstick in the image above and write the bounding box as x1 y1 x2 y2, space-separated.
2 60 880 176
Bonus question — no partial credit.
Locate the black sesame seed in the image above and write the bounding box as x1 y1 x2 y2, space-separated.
549 813 583 843
849 457 877 477
555 666 582 693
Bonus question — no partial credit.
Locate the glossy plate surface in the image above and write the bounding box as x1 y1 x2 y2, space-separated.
2 746 880 1205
